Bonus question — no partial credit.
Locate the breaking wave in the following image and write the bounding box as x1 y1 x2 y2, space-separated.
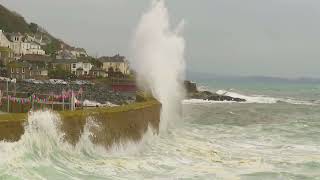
0 110 156 172
183 90 316 105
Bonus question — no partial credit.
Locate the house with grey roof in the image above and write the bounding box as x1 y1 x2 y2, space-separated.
99 54 130 76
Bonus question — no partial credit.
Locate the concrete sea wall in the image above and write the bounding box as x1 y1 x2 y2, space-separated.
0 98 161 148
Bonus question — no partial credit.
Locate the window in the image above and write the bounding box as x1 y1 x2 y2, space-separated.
11 68 14 73
22 68 25 73
72 64 76 68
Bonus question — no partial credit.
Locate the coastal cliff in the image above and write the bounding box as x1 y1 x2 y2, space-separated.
0 96 161 148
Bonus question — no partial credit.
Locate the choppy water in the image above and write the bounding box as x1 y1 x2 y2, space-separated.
1 79 320 179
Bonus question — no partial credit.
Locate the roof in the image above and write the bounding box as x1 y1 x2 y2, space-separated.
31 67 47 71
30 62 46 69
8 32 23 37
29 41 41 46
21 54 52 62
98 54 126 63
73 48 86 52
7 61 30 68
52 59 78 64
76 56 93 62
75 57 91 63
91 66 106 71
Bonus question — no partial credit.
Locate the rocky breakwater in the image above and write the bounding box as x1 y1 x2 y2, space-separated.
184 81 246 102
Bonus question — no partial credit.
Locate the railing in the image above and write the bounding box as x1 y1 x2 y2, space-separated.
0 89 83 113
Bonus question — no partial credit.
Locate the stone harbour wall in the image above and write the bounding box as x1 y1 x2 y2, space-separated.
0 98 161 148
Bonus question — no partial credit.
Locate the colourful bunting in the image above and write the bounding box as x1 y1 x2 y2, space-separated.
2 88 83 105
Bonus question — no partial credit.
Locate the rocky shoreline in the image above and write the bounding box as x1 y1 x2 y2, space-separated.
184 81 246 102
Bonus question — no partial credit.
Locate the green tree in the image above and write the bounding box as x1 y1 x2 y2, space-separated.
29 23 38 33
89 57 103 68
48 66 76 80
43 39 60 57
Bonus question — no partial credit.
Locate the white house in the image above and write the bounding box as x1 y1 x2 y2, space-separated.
26 35 46 46
27 42 45 55
0 30 46 59
10 32 24 57
0 30 12 48
99 55 130 75
71 60 93 76
56 50 76 60
70 48 87 58
8 32 45 59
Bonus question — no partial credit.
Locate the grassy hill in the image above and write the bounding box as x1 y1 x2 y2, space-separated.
0 4 86 57
0 4 71 56
0 4 31 33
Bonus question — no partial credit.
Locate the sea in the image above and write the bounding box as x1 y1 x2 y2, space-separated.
0 77 320 180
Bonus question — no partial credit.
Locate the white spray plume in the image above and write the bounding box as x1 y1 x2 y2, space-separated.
131 0 186 131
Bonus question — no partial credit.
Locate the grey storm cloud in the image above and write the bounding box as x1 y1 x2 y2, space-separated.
1 0 320 78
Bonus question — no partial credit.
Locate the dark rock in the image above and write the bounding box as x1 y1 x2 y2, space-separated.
184 80 246 102
186 84 246 102
184 80 198 93
207 94 246 102
189 91 245 102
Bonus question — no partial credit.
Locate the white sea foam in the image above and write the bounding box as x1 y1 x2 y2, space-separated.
184 89 315 105
0 110 159 179
182 99 237 105
0 110 156 164
216 90 279 104
0 103 319 179
219 89 316 105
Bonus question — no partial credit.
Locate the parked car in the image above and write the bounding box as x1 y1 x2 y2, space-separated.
43 80 50 84
23 79 35 83
74 80 94 85
49 79 68 85
33 80 44 84
75 80 86 85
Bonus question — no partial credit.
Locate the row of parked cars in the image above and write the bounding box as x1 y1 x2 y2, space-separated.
22 79 94 85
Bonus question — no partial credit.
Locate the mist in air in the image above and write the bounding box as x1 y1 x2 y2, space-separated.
131 0 186 131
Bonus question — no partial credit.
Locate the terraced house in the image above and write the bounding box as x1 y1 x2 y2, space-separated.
0 46 14 65
51 59 93 77
7 61 31 80
9 32 45 58
99 54 130 76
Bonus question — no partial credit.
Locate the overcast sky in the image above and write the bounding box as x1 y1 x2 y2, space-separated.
1 0 320 78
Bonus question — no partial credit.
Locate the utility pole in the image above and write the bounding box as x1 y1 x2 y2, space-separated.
71 90 75 111
51 95 54 110
6 80 9 113
31 94 34 111
62 92 64 111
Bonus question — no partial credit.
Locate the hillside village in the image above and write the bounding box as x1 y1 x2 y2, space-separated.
0 29 131 81
0 4 137 112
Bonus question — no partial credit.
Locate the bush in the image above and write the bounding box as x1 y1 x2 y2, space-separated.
43 39 60 57
48 67 76 80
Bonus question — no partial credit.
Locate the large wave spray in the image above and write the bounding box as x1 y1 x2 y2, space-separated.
131 0 186 131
